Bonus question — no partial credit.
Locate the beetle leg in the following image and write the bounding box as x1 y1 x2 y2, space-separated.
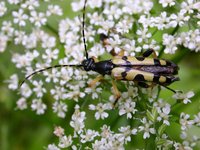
88 75 104 87
161 85 177 93
99 33 125 57
111 49 125 57
100 33 109 46
143 49 157 58
111 80 121 107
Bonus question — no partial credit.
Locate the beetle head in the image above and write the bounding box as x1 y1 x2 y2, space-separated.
81 58 95 71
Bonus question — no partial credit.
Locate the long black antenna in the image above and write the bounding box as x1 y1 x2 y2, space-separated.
19 64 82 87
82 0 88 59
20 0 88 87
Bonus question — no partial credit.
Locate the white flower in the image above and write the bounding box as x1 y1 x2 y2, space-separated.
43 68 60 83
180 29 200 52
20 83 32 98
42 49 59 63
21 0 39 10
169 10 190 27
32 80 46 98
46 5 63 16
118 126 132 143
97 20 115 35
119 98 137 119
193 2 200 10
47 144 60 150
88 0 102 9
29 11 47 27
70 105 86 134
7 74 18 90
173 91 194 104
71 1 85 12
105 34 122 53
136 27 152 43
88 12 103 26
103 4 122 20
157 104 171 126
53 126 65 137
152 11 170 30
89 44 105 57
162 34 178 54
85 85 102 99
121 86 138 99
58 135 72 148
50 86 68 100
17 97 27 110
80 129 99 143
139 15 152 28
180 113 194 131
1 21 14 38
116 17 133 34
0 2 7 17
100 125 113 138
8 0 21 4
181 0 198 14
12 9 28 26
122 39 142 56
132 128 138 135
21 33 38 49
31 99 47 115
14 30 26 45
65 85 85 102
89 103 112 120
52 101 67 118
41 36 56 49
139 118 156 139
159 0 175 8
122 0 153 14
59 67 73 85
12 50 39 68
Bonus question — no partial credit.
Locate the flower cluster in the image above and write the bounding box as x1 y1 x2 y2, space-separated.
1 0 200 149
173 112 200 150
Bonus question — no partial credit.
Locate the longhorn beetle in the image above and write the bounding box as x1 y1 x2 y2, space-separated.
20 0 179 105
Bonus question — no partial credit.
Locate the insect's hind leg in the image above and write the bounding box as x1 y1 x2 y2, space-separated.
161 85 177 93
143 49 157 58
111 80 121 107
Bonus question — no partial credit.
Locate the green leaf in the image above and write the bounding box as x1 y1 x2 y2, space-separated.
158 124 167 136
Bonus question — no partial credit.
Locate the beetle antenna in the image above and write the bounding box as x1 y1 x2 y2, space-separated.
82 0 88 59
19 64 82 87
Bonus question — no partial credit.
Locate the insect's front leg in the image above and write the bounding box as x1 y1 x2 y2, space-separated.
88 75 104 87
142 49 157 58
